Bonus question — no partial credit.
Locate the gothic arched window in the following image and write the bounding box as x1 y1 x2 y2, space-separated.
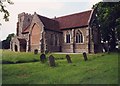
76 30 83 43
66 31 70 43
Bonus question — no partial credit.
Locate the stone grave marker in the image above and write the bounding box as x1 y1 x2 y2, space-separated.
34 49 38 54
40 54 46 63
66 54 72 63
48 55 55 67
83 52 88 61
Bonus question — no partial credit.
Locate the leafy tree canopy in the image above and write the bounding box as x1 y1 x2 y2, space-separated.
6 33 15 41
93 2 120 51
0 0 13 23
2 33 15 49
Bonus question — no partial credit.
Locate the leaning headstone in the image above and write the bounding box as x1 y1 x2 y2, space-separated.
34 49 38 54
83 52 88 61
66 55 72 63
40 54 46 63
48 55 55 67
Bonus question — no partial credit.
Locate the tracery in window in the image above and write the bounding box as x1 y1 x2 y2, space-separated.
76 30 83 43
66 31 70 43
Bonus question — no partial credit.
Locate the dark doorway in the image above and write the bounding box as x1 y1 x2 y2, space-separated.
18 39 27 52
20 43 26 52
15 45 18 52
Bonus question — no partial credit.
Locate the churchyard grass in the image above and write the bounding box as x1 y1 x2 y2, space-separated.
1 50 118 84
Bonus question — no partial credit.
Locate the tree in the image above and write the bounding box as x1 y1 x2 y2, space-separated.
2 33 15 49
0 0 13 23
6 33 15 41
93 2 120 52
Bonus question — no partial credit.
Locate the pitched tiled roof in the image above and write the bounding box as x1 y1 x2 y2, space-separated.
22 10 92 33
55 10 92 29
37 15 60 32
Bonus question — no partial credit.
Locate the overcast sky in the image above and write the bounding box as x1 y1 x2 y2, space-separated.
0 0 102 40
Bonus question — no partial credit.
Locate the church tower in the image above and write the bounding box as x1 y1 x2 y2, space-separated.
17 12 32 36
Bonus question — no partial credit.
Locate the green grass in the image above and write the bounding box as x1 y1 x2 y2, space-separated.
1 50 118 84
2 50 40 64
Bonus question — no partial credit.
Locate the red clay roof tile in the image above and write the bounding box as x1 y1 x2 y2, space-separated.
55 10 92 29
37 15 60 31
22 10 92 33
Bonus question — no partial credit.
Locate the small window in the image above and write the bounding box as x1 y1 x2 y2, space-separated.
76 30 83 43
66 33 70 43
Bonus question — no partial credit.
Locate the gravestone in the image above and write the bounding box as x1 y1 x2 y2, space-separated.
45 50 49 54
40 54 46 63
34 49 38 54
83 52 88 61
48 55 55 67
66 55 72 63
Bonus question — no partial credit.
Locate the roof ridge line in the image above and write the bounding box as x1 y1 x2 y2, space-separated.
55 10 92 19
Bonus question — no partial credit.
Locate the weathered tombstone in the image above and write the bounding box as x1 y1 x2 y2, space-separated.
34 49 38 54
48 55 55 67
83 52 88 61
40 54 46 63
45 50 49 54
66 54 72 63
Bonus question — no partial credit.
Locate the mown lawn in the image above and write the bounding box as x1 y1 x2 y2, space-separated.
1 50 118 84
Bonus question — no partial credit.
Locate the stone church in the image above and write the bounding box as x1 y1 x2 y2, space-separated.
10 9 102 53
